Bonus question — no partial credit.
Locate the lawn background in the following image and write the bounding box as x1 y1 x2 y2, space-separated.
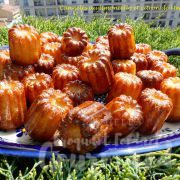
0 16 179 179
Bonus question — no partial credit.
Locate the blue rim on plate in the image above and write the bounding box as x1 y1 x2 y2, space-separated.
0 45 180 159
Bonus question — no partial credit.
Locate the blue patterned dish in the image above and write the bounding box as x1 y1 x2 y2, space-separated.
0 46 179 159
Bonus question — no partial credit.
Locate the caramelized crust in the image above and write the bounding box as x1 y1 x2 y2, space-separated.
137 70 164 90
95 36 109 49
160 77 180 122
146 50 168 68
135 43 152 55
25 88 73 142
0 49 11 64
108 23 135 59
138 88 173 135
40 32 60 46
41 42 62 64
94 36 111 59
93 45 111 59
130 53 148 72
78 49 114 95
107 72 142 102
62 80 94 106
83 42 94 53
59 101 113 154
34 53 55 74
22 73 54 104
3 64 35 81
0 80 27 130
0 50 11 79
62 27 88 56
106 95 143 137
151 61 177 79
112 60 136 74
52 64 80 90
8 24 41 65
61 53 81 67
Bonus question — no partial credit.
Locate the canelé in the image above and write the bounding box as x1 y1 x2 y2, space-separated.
25 88 73 141
138 88 173 135
59 101 113 154
160 77 180 122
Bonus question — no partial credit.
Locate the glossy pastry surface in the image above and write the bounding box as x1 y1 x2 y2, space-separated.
41 42 62 64
61 27 88 56
151 61 177 79
112 60 136 74
3 64 35 81
8 24 41 65
40 32 60 46
106 95 144 137
0 50 11 79
35 53 55 74
137 70 164 89
59 101 113 154
0 80 27 130
52 64 80 90
138 88 173 135
135 43 152 55
130 53 148 72
160 77 180 122
146 50 168 68
61 53 81 67
107 72 142 102
25 88 73 141
78 49 114 95
62 80 94 106
22 73 54 104
108 23 135 59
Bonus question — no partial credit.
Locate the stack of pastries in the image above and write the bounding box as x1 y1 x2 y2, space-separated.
0 23 179 154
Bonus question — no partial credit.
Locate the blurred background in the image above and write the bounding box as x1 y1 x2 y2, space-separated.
0 0 179 28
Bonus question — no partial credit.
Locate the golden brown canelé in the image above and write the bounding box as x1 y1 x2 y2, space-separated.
0 80 27 130
94 44 111 60
136 70 164 90
95 36 109 48
135 43 152 55
108 23 135 59
150 61 177 79
106 95 144 137
41 42 62 64
0 50 11 79
146 50 168 68
52 64 80 90
34 53 55 74
106 72 142 102
3 64 35 81
62 80 94 106
61 27 89 56
59 101 113 154
130 53 148 72
112 60 136 74
61 53 81 67
40 32 60 46
94 36 111 59
8 24 41 65
138 88 173 135
160 77 180 122
22 73 54 104
25 88 73 142
78 49 114 95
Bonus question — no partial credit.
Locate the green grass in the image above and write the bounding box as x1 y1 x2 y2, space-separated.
0 15 180 179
